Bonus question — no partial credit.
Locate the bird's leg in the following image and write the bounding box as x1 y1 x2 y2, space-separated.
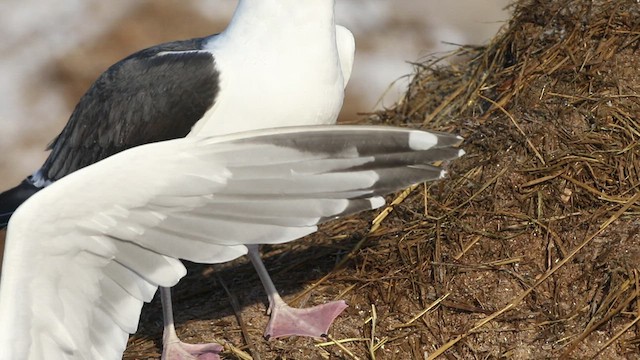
246 244 347 340
160 286 224 360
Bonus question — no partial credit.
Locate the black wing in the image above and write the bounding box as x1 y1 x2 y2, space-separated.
41 37 220 181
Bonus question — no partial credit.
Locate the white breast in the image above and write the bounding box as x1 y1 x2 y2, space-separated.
189 1 348 137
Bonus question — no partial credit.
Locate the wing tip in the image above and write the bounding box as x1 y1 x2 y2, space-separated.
409 131 436 150
370 196 385 209
409 131 464 150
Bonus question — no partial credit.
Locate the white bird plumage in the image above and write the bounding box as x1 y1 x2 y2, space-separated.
190 0 354 136
0 125 464 359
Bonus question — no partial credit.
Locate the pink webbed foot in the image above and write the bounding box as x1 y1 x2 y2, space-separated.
160 287 224 360
246 245 348 339
265 299 348 339
161 340 224 360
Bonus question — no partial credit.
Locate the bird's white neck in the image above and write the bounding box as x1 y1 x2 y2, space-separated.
193 0 345 136
222 0 336 41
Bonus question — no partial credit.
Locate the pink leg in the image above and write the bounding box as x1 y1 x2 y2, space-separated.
160 287 224 360
246 245 347 339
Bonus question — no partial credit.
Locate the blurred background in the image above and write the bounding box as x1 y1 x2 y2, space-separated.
0 0 510 189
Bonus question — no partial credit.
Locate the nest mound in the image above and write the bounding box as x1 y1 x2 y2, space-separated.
126 1 639 359
369 0 640 358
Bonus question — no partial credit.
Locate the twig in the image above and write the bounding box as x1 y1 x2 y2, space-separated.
216 273 257 360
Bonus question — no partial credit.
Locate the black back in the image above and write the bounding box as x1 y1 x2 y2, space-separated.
42 37 221 181
1 36 221 227
0 181 40 227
